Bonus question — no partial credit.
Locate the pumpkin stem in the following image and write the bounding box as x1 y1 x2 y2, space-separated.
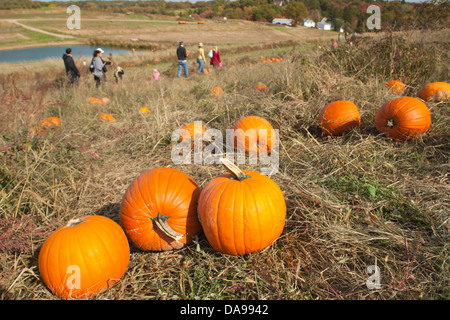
66 218 83 227
221 158 249 181
386 118 395 128
150 213 184 242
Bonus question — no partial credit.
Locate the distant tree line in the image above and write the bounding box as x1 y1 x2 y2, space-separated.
2 0 448 32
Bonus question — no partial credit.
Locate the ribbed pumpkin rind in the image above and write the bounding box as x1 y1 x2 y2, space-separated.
38 216 130 299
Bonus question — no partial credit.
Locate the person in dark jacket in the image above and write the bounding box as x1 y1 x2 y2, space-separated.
176 41 189 79
62 48 80 86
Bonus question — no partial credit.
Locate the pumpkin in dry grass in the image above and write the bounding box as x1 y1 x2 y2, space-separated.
417 82 450 102
211 86 224 97
177 122 206 145
198 159 286 256
375 97 431 140
318 100 361 136
98 113 115 122
120 167 202 251
233 116 276 154
256 83 269 93
32 116 61 135
387 80 406 94
101 97 111 104
38 215 130 299
140 107 150 114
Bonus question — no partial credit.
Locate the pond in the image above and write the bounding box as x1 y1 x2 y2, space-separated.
0 45 132 64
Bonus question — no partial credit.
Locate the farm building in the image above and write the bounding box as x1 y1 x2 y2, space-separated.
272 18 293 26
317 18 333 31
303 18 315 28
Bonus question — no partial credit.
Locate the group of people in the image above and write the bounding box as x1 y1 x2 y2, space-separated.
176 41 222 79
62 47 115 88
62 41 222 87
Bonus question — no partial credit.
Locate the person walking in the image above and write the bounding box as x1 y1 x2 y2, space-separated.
91 48 112 88
210 46 222 69
176 41 189 79
62 48 80 87
197 42 206 74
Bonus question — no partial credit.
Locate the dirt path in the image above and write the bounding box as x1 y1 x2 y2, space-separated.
4 19 74 39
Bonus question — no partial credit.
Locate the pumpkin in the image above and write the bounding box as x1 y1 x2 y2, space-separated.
387 80 405 94
88 97 102 105
140 107 150 114
177 122 206 144
32 116 61 135
101 97 111 104
318 100 361 136
198 159 286 255
233 116 276 154
256 83 269 94
211 86 224 97
417 82 450 102
38 215 130 299
98 113 115 122
120 167 202 251
375 97 431 140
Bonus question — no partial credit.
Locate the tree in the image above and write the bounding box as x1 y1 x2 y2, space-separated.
284 1 308 23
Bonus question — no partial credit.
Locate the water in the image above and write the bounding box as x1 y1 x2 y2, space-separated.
0 45 132 64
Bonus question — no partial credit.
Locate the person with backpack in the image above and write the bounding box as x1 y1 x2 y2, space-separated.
176 41 189 79
62 48 80 86
90 48 112 88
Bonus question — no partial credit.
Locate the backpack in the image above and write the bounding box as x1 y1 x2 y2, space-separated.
89 59 94 73
208 50 213 59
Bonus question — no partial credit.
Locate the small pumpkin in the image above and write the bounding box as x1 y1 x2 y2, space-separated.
233 116 276 154
88 97 102 105
417 82 450 102
140 107 150 114
375 96 431 140
98 113 115 122
211 86 224 97
38 215 130 299
387 80 405 94
101 97 111 104
198 159 286 255
120 167 202 251
318 100 361 136
32 116 61 135
177 122 206 145
256 83 269 94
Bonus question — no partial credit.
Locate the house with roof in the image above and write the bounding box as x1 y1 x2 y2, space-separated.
303 18 315 28
317 18 333 30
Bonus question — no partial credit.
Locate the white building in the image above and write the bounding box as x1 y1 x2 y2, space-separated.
317 18 333 31
272 18 293 26
303 18 315 28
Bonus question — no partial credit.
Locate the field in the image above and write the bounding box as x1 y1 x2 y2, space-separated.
0 7 449 303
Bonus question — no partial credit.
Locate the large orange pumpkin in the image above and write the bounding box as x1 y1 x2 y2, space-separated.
120 167 202 251
233 116 276 154
417 82 450 102
198 159 286 255
38 215 130 299
387 80 406 94
318 100 361 136
375 97 431 140
32 116 61 135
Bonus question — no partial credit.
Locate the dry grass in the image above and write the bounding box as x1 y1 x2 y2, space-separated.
0 29 449 300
